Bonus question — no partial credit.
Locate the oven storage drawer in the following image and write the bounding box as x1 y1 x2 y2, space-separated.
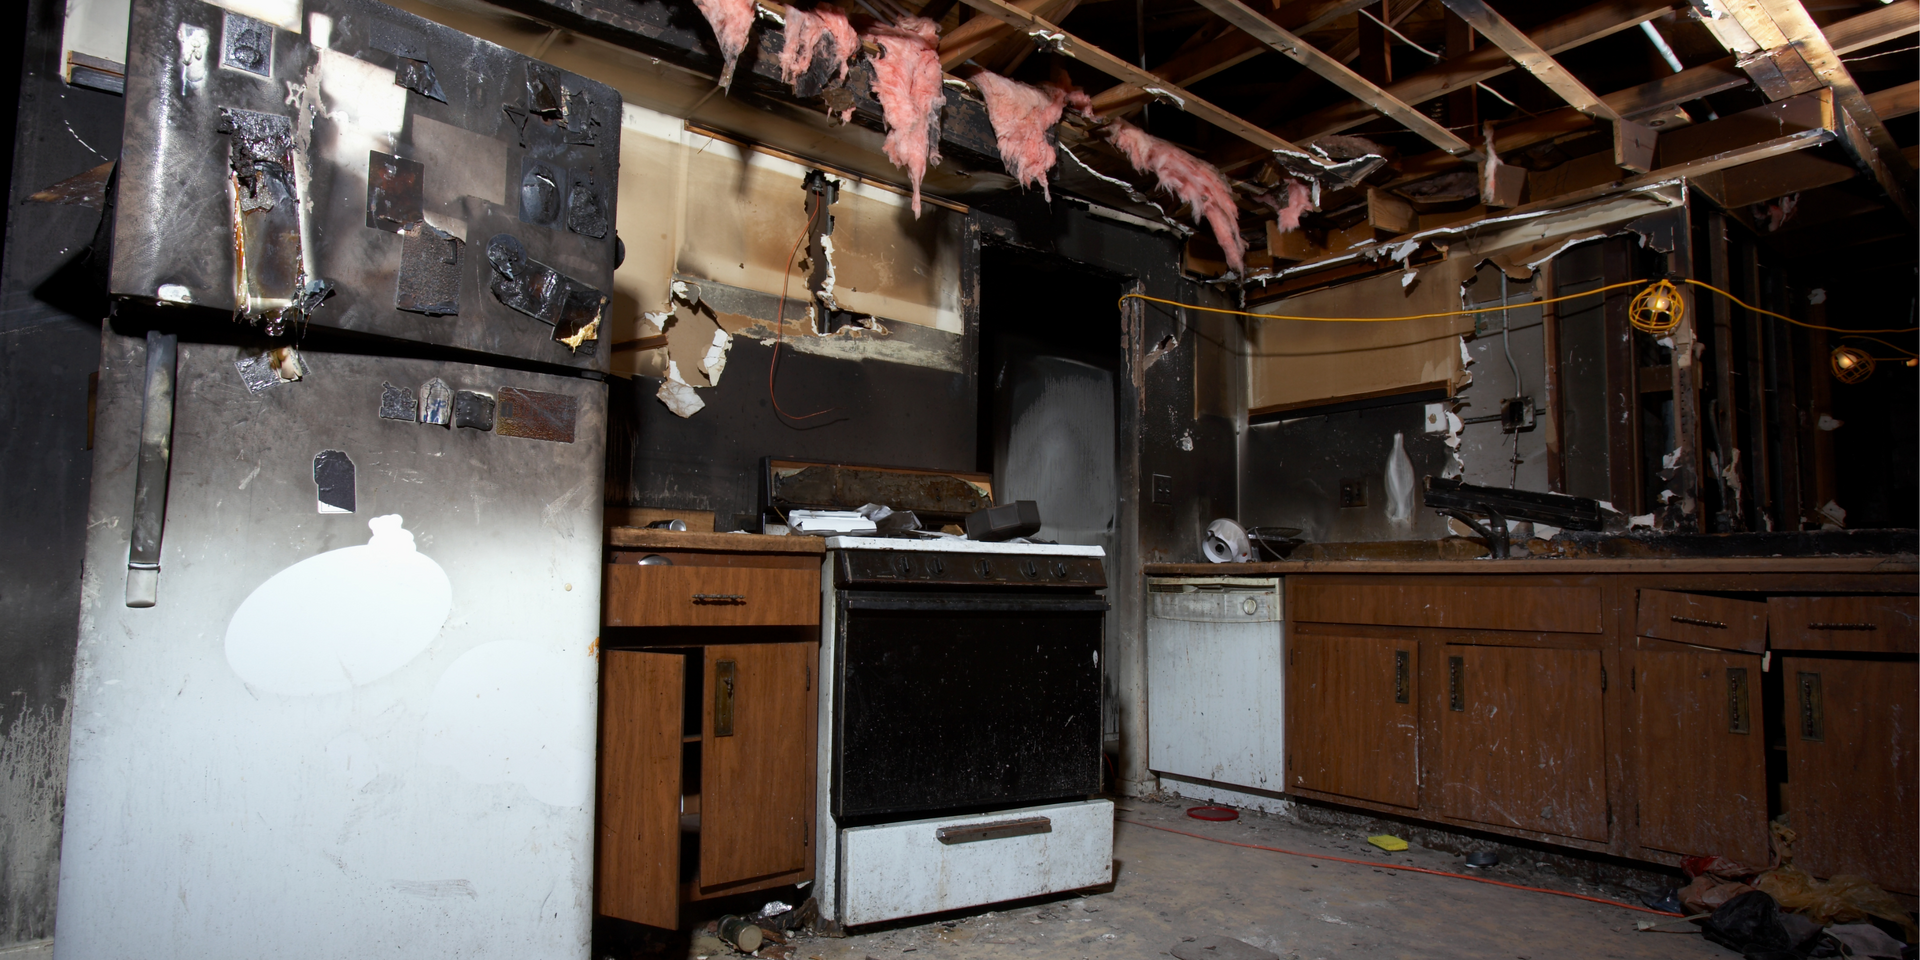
837 800 1114 926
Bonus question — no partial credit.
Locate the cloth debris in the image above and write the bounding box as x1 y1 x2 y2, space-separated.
1103 118 1246 272
1825 922 1907 958
971 71 1070 201
864 16 944 217
778 3 859 91
1755 866 1918 940
1678 873 1755 915
692 0 757 89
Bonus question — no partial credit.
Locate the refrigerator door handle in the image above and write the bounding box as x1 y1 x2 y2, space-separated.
126 330 178 607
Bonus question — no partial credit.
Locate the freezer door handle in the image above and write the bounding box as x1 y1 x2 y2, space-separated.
126 330 178 608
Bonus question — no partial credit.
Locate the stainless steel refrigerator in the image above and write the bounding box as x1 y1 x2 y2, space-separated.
56 0 619 955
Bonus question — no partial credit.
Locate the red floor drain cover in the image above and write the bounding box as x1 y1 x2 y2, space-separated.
1186 805 1239 821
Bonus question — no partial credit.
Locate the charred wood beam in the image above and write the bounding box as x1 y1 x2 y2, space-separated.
951 0 1307 152
1194 0 1475 154
938 0 1064 69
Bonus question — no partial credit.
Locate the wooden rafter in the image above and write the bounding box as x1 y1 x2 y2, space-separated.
951 0 1306 153
1194 0 1475 155
1438 0 1624 122
938 0 1063 69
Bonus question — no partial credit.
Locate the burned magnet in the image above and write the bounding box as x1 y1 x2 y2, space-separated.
518 157 563 227
178 24 209 94
562 88 597 145
394 58 447 103
526 63 564 118
554 283 606 347
395 221 462 315
221 11 274 78
418 377 453 426
566 171 608 239
235 347 304 394
495 387 577 443
367 152 425 232
222 109 303 325
379 381 417 421
314 450 356 514
486 234 564 324
453 390 495 431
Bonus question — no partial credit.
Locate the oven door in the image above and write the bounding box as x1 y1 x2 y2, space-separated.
832 591 1106 822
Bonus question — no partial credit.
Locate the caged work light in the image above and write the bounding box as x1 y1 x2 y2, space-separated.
1830 345 1875 383
1629 279 1683 335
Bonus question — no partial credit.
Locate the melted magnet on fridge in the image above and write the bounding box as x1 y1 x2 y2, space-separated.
519 157 563 228
221 12 274 78
395 221 462 315
453 390 495 430
418 377 453 426
394 58 447 103
367 152 424 232
566 170 608 238
485 234 564 323
526 63 564 118
495 387 577 443
314 450 356 514
379 381 418 420
553 285 605 346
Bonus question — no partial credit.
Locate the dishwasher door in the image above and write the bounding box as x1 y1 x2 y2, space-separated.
1146 577 1284 790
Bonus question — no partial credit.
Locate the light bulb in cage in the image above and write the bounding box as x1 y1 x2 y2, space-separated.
1830 345 1875 383
1629 279 1683 334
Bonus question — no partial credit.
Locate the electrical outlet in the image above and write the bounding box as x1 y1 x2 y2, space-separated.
1501 396 1536 433
1339 477 1367 508
1424 402 1448 433
1152 474 1173 505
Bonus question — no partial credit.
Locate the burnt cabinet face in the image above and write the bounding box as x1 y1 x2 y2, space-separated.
1782 657 1919 895
1439 645 1608 841
1287 634 1418 808
1633 643 1770 866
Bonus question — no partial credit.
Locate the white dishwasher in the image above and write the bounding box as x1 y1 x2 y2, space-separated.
1146 577 1286 808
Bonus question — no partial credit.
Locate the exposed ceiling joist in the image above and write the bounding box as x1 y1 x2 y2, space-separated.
1088 0 1379 116
1866 81 1919 121
1437 0 1625 123
951 0 1305 153
1824 0 1919 54
1193 0 1476 155
938 0 1065 69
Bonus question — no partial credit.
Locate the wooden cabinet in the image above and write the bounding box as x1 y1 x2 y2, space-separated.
1286 634 1417 807
1439 644 1608 841
1633 640 1770 867
596 530 823 929
1781 657 1919 894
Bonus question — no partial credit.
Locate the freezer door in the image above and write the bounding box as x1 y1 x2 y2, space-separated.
111 0 620 371
56 330 605 959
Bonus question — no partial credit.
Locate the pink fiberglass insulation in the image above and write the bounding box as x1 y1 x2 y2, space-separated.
1262 179 1312 232
865 16 944 217
972 71 1069 201
693 0 756 89
1103 119 1247 272
779 4 860 91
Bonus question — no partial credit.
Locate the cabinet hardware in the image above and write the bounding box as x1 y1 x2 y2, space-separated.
1726 667 1750 734
1393 650 1409 704
936 816 1051 844
693 594 747 604
1671 615 1727 629
1448 656 1464 712
1807 622 1877 631
1797 671 1823 742
714 659 736 737
1600 665 1607 692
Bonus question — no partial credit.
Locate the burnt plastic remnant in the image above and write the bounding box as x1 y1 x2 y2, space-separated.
553 286 606 345
526 64 564 118
221 12 273 78
314 450 356 514
379 381 418 421
519 157 563 227
453 390 496 431
394 58 447 103
395 221 462 315
221 108 303 331
367 152 425 232
562 88 598 145
566 170 608 238
487 233 606 339
496 387 577 443
418 377 453 426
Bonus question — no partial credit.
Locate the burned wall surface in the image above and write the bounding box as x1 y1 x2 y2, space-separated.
0 0 121 945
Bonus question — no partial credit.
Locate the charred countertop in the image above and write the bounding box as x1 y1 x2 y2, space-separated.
607 527 826 554
1144 556 1917 576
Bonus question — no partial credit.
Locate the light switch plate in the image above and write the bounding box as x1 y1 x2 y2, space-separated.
1423 402 1447 433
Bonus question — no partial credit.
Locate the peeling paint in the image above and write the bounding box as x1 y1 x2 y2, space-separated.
1 690 70 944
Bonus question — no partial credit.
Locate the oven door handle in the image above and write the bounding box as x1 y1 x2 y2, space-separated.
843 593 1109 613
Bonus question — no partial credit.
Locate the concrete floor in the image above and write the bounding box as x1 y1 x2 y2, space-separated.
737 797 1731 960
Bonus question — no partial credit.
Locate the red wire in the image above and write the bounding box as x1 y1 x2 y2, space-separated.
1116 817 1684 918
769 198 833 422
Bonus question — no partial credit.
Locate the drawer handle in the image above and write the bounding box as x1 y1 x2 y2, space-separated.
1726 667 1750 734
936 816 1052 845
693 594 747 605
1808 622 1877 631
1671 615 1727 629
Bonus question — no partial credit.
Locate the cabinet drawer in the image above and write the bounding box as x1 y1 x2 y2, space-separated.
1769 596 1918 653
1290 582 1602 634
838 800 1113 926
1636 590 1766 652
604 563 820 626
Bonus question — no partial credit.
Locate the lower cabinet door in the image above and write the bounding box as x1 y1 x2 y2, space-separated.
596 651 684 929
1286 634 1419 808
700 641 818 892
1633 641 1770 866
1440 644 1609 841
1783 657 1918 895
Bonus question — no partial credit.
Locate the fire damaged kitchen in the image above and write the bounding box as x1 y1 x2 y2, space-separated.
2 0 1918 956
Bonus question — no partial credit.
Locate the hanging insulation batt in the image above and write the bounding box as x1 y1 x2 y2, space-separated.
693 0 757 88
779 3 860 90
971 71 1070 201
1263 179 1313 232
865 16 944 217
1103 118 1247 272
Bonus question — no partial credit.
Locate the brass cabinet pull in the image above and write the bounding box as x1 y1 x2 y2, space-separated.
1671 615 1728 629
693 593 747 605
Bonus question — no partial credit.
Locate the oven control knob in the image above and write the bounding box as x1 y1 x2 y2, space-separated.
1021 559 1041 580
926 556 945 576
895 555 913 575
1052 561 1069 579
975 558 995 579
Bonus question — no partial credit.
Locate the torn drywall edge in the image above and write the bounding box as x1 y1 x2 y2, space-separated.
671 273 965 373
657 360 706 417
1058 144 1184 232
701 327 733 385
816 231 838 310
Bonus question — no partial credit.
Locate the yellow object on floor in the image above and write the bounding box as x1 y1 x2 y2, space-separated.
1367 835 1409 852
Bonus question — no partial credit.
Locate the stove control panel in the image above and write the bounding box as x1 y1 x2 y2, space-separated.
838 550 1106 589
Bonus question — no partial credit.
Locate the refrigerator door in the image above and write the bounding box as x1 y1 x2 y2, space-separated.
56 329 605 959
111 0 620 371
